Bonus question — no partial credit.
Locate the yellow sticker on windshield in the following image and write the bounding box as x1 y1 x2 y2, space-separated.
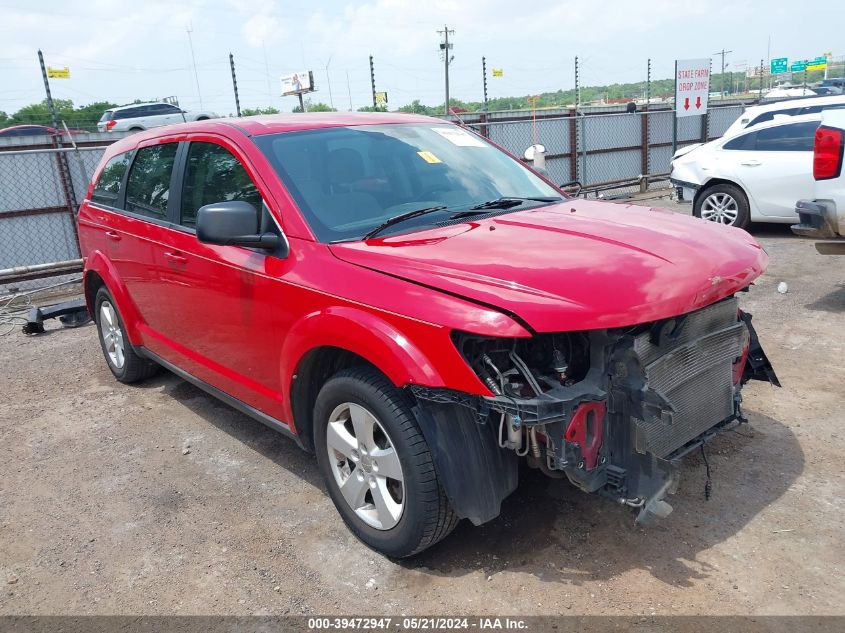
417 151 442 164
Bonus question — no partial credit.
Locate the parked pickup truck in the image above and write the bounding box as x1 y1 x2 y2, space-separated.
78 113 779 557
792 109 845 254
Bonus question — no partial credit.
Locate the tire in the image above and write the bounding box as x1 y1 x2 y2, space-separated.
94 286 158 384
694 183 750 229
314 367 458 557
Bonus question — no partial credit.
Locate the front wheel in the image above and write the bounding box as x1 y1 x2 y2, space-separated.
314 367 458 557
694 183 750 229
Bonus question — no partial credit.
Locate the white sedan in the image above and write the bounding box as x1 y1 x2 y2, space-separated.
670 114 821 228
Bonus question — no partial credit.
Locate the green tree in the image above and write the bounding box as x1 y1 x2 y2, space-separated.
292 99 336 113
241 106 280 116
6 99 118 131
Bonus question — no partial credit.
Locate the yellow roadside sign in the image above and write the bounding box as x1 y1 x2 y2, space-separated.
492 68 504 77
47 66 70 79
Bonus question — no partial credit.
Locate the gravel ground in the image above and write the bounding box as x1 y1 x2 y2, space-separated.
1 194 843 616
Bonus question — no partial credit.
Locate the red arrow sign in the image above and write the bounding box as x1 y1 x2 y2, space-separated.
683 97 690 110
695 96 702 109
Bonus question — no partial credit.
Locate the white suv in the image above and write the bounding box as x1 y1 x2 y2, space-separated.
791 109 845 254
97 102 218 133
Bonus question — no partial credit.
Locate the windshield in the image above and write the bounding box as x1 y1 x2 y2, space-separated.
254 123 561 242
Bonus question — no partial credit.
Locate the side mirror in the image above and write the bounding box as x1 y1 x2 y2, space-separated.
196 201 281 251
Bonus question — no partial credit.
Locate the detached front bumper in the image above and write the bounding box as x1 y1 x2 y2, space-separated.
792 200 845 254
669 178 699 203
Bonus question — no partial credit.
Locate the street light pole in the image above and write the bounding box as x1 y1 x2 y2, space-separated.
438 25 454 115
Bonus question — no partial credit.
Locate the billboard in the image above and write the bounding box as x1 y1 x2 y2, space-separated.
281 71 314 96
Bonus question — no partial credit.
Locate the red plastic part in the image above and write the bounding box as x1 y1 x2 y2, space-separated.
564 402 606 470
813 126 844 181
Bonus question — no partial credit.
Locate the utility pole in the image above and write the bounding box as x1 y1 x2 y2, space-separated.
713 48 732 97
346 70 353 111
229 53 241 117
437 25 454 115
369 55 377 109
759 59 764 101
482 56 489 111
262 41 273 107
324 54 334 110
37 49 58 129
186 24 203 109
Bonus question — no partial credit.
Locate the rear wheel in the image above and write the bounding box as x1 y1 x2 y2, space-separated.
314 367 458 557
694 183 750 229
94 287 158 383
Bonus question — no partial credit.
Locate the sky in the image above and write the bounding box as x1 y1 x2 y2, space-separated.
1 0 844 116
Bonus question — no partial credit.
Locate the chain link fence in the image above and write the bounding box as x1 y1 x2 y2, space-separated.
1 103 750 290
463 101 747 198
0 140 110 290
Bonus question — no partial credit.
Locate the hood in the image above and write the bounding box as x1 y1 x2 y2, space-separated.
329 200 768 333
672 142 703 160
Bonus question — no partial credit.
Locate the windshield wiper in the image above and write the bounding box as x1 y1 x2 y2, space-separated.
467 196 562 212
362 205 448 240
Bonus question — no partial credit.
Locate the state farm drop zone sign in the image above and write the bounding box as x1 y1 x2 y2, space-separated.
675 58 710 118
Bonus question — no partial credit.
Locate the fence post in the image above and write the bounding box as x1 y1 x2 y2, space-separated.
479 111 488 139
641 111 649 183
568 108 578 182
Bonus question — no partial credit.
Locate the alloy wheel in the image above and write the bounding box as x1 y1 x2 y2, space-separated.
325 402 405 530
99 300 125 369
700 192 740 225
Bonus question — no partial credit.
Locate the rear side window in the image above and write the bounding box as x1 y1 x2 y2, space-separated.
124 143 178 220
747 108 798 127
179 142 261 227
99 111 114 123
114 107 144 120
755 121 819 152
91 151 133 207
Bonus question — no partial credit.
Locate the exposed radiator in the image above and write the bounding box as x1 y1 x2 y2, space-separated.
632 298 745 458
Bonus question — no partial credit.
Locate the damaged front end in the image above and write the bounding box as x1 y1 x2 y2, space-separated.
412 295 779 525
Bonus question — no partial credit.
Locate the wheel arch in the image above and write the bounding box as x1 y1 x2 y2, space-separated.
281 307 448 451
82 252 144 344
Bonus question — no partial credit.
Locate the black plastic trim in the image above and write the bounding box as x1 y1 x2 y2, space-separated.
137 347 305 449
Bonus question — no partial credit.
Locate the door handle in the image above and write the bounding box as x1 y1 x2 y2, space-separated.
105 230 122 242
740 160 761 166
164 251 188 264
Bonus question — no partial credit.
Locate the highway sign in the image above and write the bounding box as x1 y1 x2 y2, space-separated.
807 56 828 71
790 61 807 72
675 58 710 118
770 58 788 74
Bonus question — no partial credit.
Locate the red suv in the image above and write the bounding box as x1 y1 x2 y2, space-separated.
78 113 778 557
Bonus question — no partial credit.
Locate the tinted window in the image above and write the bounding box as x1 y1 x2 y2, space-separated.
124 143 178 220
755 121 819 152
113 108 137 120
255 124 561 242
91 151 133 207
723 132 757 151
154 104 181 114
180 142 261 227
747 108 798 128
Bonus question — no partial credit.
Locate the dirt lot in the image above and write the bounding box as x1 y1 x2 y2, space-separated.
1 195 843 616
